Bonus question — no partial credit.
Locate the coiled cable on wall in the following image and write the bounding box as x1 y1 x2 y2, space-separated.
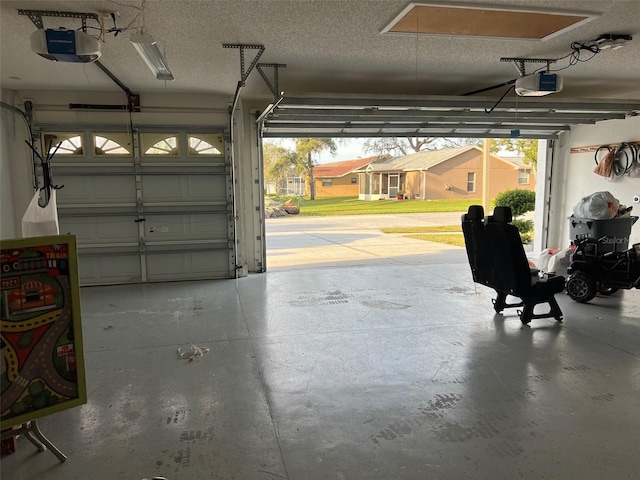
612 142 631 177
617 142 639 176
594 145 612 166
594 142 639 178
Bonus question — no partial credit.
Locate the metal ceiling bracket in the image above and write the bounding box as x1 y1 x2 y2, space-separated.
18 9 99 32
222 44 265 86
256 63 286 99
500 57 557 76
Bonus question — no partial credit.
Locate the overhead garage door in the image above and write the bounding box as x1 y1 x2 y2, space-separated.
46 129 235 286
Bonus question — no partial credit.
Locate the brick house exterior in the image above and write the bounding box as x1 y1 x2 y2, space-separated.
359 146 535 200
312 157 377 197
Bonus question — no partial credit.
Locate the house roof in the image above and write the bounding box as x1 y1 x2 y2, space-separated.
368 146 477 172
313 156 377 178
500 156 532 170
368 146 521 172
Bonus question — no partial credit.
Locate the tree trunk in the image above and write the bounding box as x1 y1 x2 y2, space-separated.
308 152 316 200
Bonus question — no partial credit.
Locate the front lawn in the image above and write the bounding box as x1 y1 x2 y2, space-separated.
381 225 465 247
381 225 462 234
286 196 481 216
403 233 466 247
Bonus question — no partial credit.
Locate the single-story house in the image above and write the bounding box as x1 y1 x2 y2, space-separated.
358 146 536 200
312 156 377 196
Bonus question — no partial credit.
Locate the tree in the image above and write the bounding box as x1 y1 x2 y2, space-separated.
491 139 538 168
363 137 438 157
263 142 296 194
363 137 483 157
293 138 337 200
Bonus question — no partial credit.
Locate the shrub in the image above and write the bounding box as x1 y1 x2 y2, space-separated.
494 189 535 218
512 219 534 243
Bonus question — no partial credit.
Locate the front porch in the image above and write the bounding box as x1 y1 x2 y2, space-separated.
358 171 408 200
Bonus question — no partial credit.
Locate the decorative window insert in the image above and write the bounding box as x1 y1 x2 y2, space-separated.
187 134 224 156
141 134 179 156
93 133 132 156
44 133 84 156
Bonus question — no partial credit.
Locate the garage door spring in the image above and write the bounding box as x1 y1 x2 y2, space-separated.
594 142 639 178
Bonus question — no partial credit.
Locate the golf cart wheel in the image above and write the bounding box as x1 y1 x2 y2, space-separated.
566 272 597 303
599 286 619 295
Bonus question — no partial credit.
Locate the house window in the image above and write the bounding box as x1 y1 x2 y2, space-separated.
467 172 476 192
351 177 357 184
518 171 530 184
322 179 333 187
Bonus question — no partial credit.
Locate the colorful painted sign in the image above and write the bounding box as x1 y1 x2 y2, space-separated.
1 235 86 429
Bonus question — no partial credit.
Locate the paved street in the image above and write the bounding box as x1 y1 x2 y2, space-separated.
266 212 469 270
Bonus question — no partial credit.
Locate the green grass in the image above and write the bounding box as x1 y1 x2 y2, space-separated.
381 225 462 234
404 233 466 247
295 196 481 216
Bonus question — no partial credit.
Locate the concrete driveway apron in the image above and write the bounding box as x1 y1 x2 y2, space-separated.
266 212 468 270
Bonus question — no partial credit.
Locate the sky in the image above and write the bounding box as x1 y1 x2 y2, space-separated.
264 138 368 164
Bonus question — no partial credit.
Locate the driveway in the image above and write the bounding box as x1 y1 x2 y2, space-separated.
266 212 469 270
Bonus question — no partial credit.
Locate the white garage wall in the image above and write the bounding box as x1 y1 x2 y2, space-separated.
548 116 640 249
1 89 35 240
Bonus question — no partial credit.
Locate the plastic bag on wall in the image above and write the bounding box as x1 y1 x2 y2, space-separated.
593 148 615 178
572 191 620 220
21 190 60 238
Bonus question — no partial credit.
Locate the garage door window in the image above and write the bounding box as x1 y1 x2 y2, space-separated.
46 134 83 155
188 134 223 156
142 134 179 155
93 134 131 156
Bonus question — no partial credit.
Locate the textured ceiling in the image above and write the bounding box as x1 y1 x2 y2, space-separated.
1 0 639 101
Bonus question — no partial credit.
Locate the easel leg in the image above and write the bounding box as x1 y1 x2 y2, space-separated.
5 421 67 462
30 420 67 462
23 428 46 451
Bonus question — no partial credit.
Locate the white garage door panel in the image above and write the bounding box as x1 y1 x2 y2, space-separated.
56 175 136 204
146 251 231 281
47 128 233 285
78 255 142 285
144 213 229 241
142 175 227 204
59 215 138 246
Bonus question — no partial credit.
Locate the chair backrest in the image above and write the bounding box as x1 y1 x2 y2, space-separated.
480 207 532 294
461 205 484 282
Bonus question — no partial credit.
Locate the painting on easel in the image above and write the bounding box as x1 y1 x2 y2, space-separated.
1 235 86 429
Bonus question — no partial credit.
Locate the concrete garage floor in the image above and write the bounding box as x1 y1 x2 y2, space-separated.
3 216 639 479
